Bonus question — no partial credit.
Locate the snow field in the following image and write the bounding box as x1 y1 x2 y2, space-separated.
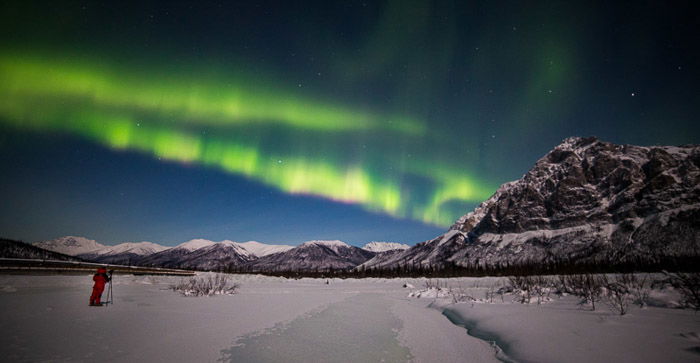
2 273 697 362
0 273 496 362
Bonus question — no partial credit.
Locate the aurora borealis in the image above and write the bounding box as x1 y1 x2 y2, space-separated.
0 50 492 227
1 1 698 246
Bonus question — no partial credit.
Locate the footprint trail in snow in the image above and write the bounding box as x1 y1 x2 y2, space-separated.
220 293 413 362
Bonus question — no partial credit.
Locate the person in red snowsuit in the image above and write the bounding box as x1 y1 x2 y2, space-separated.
89 267 111 306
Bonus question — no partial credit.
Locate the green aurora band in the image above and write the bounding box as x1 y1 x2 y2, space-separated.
0 52 495 226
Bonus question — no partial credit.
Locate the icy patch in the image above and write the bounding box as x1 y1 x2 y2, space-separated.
1 285 17 293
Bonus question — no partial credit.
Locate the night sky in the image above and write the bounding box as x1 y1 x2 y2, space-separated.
1 1 698 246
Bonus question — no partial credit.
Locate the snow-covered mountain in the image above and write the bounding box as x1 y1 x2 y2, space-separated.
78 241 169 265
174 241 256 271
363 137 700 269
2 238 83 261
135 239 295 270
137 239 220 268
244 240 376 272
362 242 410 253
238 241 294 256
34 236 105 256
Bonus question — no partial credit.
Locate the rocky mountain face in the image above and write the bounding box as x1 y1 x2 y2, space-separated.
243 240 376 272
363 137 700 269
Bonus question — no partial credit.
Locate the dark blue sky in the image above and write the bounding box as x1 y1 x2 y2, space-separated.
0 1 697 246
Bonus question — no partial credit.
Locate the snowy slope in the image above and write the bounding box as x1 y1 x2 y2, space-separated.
175 239 217 252
33 236 105 256
362 242 411 253
365 137 700 269
238 241 294 257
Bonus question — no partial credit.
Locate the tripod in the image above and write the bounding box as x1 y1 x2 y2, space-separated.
104 271 114 306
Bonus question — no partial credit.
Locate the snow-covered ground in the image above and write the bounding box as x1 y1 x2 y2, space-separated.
0 274 698 362
0 273 496 362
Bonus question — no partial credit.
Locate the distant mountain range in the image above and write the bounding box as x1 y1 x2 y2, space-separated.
26 137 700 273
31 236 405 271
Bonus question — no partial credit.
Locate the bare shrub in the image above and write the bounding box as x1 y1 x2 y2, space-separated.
532 276 555 305
484 284 496 303
170 274 239 297
619 273 650 308
567 274 605 310
424 279 447 290
661 272 700 310
555 275 574 295
603 276 633 315
507 276 533 304
448 285 475 304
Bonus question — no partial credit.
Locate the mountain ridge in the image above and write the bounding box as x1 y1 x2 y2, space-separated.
362 137 700 270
